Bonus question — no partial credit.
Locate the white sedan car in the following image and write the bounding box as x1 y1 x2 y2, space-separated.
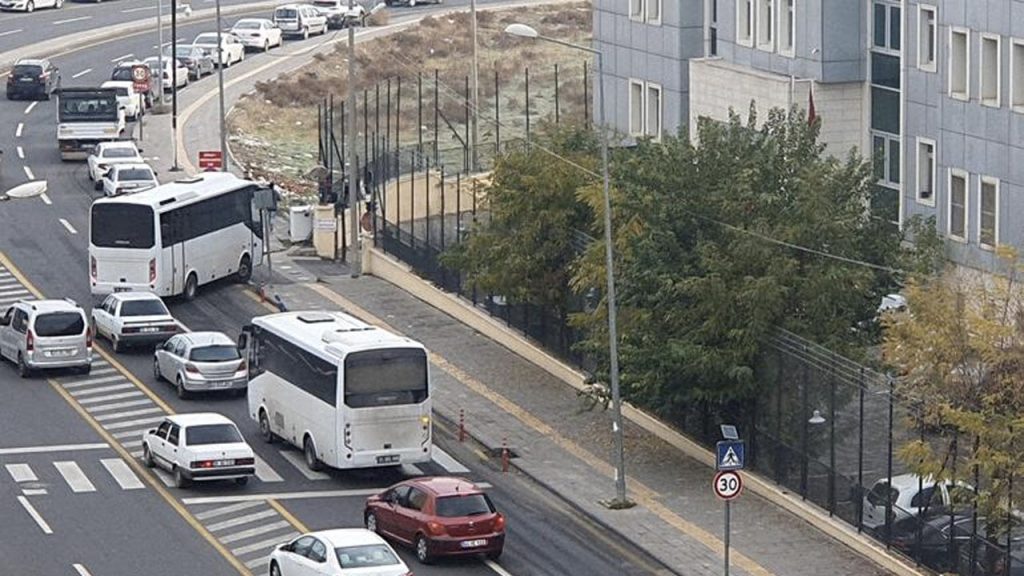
100 163 158 197
193 32 245 67
270 529 411 576
154 331 248 399
141 413 256 488
100 80 141 120
0 0 62 12
87 141 144 185
92 291 180 352
230 18 284 51
143 57 189 90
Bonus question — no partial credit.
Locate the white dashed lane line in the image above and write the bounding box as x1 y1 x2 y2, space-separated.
0 29 22 38
16 146 23 159
53 16 92 25
73 564 94 576
72 69 92 79
23 166 34 181
110 53 134 63
23 102 36 115
40 193 52 205
15 122 23 137
59 219 78 235
17 496 52 534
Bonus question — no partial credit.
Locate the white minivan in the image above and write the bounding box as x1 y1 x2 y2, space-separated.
0 299 92 377
274 4 328 39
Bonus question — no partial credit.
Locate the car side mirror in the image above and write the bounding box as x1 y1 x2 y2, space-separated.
236 333 248 351
137 148 144 153
147 428 156 435
280 543 293 553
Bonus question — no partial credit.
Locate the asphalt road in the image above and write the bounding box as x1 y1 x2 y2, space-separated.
0 4 671 576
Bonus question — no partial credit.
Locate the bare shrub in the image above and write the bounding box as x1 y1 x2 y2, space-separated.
366 8 389 26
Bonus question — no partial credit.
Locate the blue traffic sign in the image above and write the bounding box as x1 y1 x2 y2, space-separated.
716 440 745 471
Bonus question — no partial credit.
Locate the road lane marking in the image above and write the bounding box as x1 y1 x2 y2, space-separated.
63 374 125 389
100 458 145 490
218 520 292 544
54 461 97 493
16 146 23 159
121 439 143 449
77 391 145 404
59 219 78 235
86 398 154 413
40 193 52 205
23 102 37 115
103 415 166 430
254 455 284 483
72 68 93 79
0 29 23 38
23 166 34 180
6 463 38 482
22 488 48 496
0 443 108 455
245 557 272 570
17 496 53 534
112 428 151 439
195 501 266 521
73 564 93 576
94 406 163 422
70 382 135 397
110 53 135 63
123 5 157 11
432 446 470 473
231 532 299 556
53 15 92 24
207 509 278 532
185 488 394 505
15 122 23 137
0 285 28 296
277 449 330 480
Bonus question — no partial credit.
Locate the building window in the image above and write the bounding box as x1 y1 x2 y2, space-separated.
737 0 753 46
647 0 661 25
950 28 970 101
779 0 795 56
948 169 968 241
708 0 719 56
629 0 661 24
917 5 936 72
873 132 901 187
646 83 663 140
629 0 643 20
757 0 774 51
979 177 999 249
1013 39 1024 111
873 2 901 53
629 80 644 137
916 138 935 205
981 34 1001 107
628 80 662 140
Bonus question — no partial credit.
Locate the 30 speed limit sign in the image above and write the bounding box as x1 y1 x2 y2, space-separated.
713 470 743 500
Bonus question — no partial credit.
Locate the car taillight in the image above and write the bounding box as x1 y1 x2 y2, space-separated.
235 457 255 465
185 363 200 374
494 513 506 532
86 326 93 349
191 460 215 469
90 256 97 279
149 258 156 283
39 73 47 79
25 330 34 352
425 521 446 536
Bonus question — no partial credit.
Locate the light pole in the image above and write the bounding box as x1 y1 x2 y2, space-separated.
347 0 360 277
170 0 180 171
214 0 228 171
469 0 479 171
504 23 632 509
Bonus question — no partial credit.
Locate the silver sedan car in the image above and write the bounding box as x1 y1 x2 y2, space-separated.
153 332 247 399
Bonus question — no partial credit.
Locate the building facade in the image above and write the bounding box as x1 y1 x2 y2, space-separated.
593 0 1024 272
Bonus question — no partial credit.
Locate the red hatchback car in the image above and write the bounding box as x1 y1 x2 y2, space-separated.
364 477 506 564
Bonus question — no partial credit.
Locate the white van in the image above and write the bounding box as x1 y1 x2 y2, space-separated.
0 299 92 377
273 4 328 39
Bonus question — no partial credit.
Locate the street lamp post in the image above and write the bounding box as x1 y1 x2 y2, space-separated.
215 0 228 171
347 0 361 277
504 23 632 508
170 0 181 171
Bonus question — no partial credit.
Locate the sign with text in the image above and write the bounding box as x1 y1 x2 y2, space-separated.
198 150 223 171
131 64 151 93
713 470 743 501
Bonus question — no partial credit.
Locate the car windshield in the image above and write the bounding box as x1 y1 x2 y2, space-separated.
103 147 138 159
195 34 218 44
111 87 129 97
111 68 133 81
435 494 496 518
118 167 154 181
173 47 196 57
233 21 260 28
34 312 85 337
276 8 296 18
334 544 400 568
120 299 169 317
185 424 243 445
190 345 240 362
313 1 336 6
867 482 899 507
13 65 42 76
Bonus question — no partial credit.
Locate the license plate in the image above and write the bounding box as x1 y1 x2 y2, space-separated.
376 455 400 464
19 78 33 82
140 327 159 333
113 286 131 293
212 381 232 388
460 539 487 548
45 349 74 358
214 459 233 467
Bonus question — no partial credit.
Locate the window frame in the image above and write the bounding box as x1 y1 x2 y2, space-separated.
872 2 901 55
872 132 901 188
915 137 936 207
778 0 795 56
978 176 999 250
980 33 1001 108
1012 38 1024 112
628 0 661 25
756 0 775 52
949 27 971 101
646 0 662 25
645 82 663 141
628 0 644 21
628 79 645 137
948 168 969 242
916 4 937 72
737 0 754 47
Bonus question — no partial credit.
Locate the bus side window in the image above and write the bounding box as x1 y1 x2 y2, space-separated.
250 329 266 376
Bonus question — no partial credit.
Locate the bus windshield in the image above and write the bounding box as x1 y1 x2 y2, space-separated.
91 203 155 249
344 348 428 408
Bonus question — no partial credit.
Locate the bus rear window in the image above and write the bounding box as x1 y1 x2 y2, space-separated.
91 204 155 249
344 348 428 408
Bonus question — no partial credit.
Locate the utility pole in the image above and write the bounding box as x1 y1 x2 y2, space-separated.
170 0 180 171
155 0 165 107
347 0 361 277
215 0 228 171
469 0 479 172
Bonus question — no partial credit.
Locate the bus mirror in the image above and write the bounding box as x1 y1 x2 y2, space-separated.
236 333 248 351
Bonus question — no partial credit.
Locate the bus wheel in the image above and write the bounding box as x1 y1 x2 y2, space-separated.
259 410 277 444
236 255 252 283
184 273 198 301
304 436 323 471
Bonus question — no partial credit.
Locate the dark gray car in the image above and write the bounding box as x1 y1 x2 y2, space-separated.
166 45 215 80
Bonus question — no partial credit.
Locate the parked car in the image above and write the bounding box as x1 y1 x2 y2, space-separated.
154 331 248 399
384 0 441 6
100 163 158 197
91 291 179 352
87 140 144 184
6 59 60 100
100 80 142 120
0 299 92 377
193 32 246 67
273 4 328 39
141 413 255 488
312 0 366 28
862 473 956 531
0 0 62 12
110 61 154 108
143 57 189 90
230 18 284 51
364 476 505 564
270 529 412 576
164 45 216 80
889 513 978 573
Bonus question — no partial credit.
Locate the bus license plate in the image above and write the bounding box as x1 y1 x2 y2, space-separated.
460 539 487 548
114 287 131 293
376 455 400 464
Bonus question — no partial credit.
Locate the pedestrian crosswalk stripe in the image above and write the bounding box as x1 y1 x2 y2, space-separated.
100 458 144 490
121 439 143 449
433 446 471 474
22 488 47 496
0 286 29 297
6 463 37 483
87 398 153 413
0 294 30 305
78 391 144 405
195 501 266 521
94 406 163 422
153 468 174 487
104 416 166 431
232 532 299 556
254 456 283 483
112 428 151 440
278 449 330 480
219 520 292 544
244 557 271 570
207 509 278 532
63 375 125 389
130 450 143 458
70 383 136 397
54 461 97 493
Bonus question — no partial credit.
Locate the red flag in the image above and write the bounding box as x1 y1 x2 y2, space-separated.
808 85 817 125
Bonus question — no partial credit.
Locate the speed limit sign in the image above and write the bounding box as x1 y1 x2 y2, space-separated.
713 470 743 500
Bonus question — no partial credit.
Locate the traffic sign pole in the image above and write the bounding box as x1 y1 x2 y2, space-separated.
725 499 731 576
713 469 743 576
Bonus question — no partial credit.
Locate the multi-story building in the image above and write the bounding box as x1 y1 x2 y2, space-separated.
593 0 1024 272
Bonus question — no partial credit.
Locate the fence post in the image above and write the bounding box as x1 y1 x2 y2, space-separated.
857 368 865 533
409 150 416 251
455 172 462 295
554 63 560 124
471 177 478 306
775 352 784 485
885 375 894 549
948 432 958 571
494 69 500 154
828 360 836 517
425 162 431 251
363 89 369 178
464 75 470 173
525 66 530 143
440 166 446 287
583 60 589 124
433 68 440 165
800 355 809 500
417 72 423 157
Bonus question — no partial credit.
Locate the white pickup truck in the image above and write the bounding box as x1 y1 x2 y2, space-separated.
56 87 126 161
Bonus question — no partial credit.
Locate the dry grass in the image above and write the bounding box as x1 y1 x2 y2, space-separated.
229 1 592 184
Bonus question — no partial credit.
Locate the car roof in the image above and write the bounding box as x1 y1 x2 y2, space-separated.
13 299 84 314
235 17 271 23
408 476 482 497
312 528 389 548
167 413 236 427
181 331 234 347
111 162 152 171
98 140 139 150
109 291 163 302
101 80 135 90
15 58 46 66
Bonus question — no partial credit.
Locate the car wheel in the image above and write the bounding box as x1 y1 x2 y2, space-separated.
112 335 123 353
142 444 154 468
26 0 34 11
55 0 62 7
365 511 378 533
176 377 190 400
414 534 432 564
17 354 31 378
184 272 198 301
235 476 249 486
303 436 323 471
152 357 162 382
236 255 252 283
263 40 270 52
259 410 277 443
173 466 190 488
270 561 281 576
94 179 103 191
409 0 416 6
302 27 309 40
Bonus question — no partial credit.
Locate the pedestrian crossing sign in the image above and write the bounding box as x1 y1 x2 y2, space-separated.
716 440 745 471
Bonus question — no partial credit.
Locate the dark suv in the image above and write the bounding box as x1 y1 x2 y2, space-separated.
6 59 60 100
